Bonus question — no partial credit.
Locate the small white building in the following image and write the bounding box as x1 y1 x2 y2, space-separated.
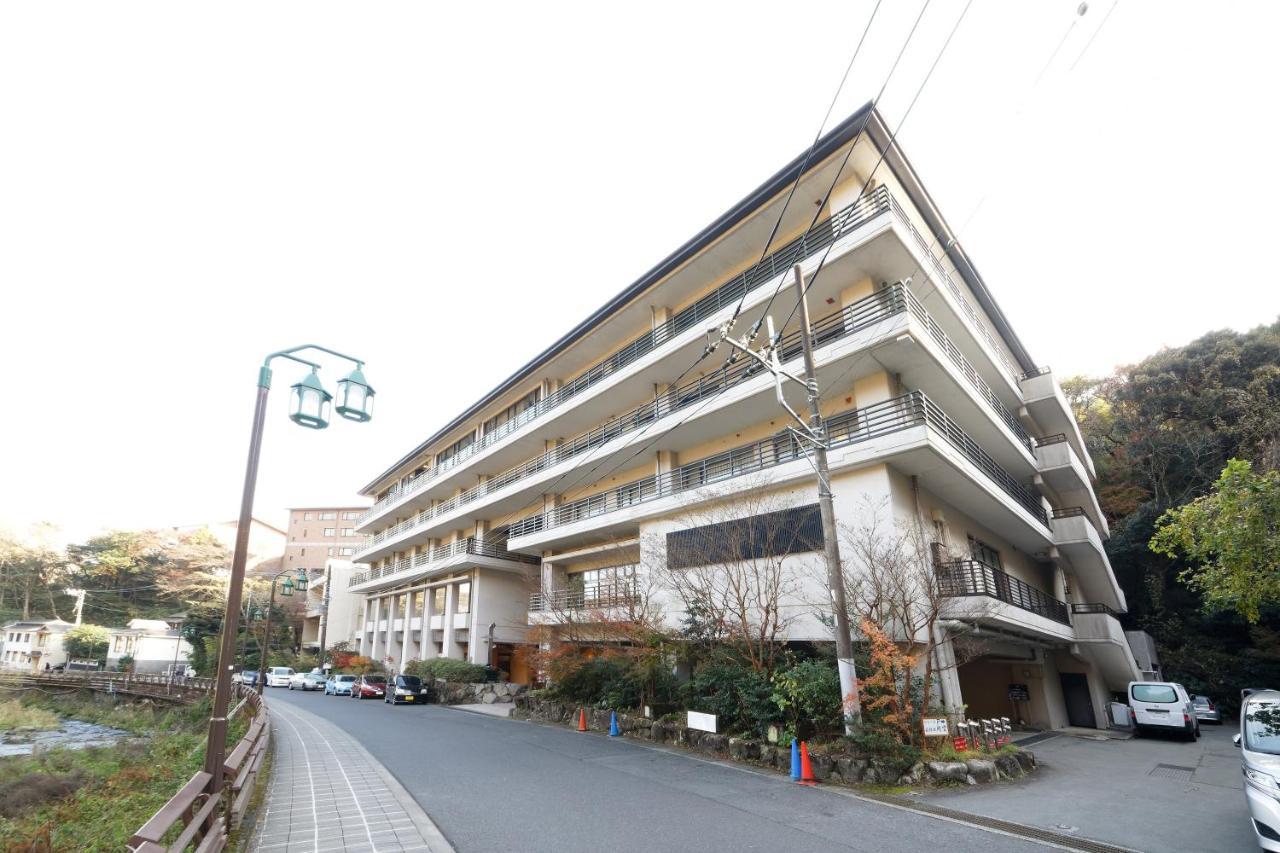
300 560 361 662
1 618 74 672
107 619 193 674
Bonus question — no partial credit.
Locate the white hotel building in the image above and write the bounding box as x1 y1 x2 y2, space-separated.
349 104 1145 731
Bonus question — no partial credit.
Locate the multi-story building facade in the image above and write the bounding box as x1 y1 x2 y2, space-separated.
106 618 193 674
284 507 369 575
299 559 362 661
349 103 1140 730
1 618 73 672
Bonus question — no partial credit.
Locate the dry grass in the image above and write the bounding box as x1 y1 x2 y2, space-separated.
0 699 60 732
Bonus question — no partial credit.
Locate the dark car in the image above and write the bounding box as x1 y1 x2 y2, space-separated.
350 674 387 700
385 674 431 705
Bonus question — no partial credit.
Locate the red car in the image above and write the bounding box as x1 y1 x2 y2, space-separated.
349 674 387 700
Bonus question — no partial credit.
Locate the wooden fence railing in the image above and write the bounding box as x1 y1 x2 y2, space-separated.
126 684 269 853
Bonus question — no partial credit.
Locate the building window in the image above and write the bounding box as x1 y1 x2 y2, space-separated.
303 512 313 520
433 587 446 613
341 528 354 537
968 535 1002 569
301 548 306 556
342 511 360 520
320 512 337 520
437 432 476 467
338 547 355 556
323 528 336 536
37 633 46 647
666 505 823 570
456 583 471 614
483 388 541 436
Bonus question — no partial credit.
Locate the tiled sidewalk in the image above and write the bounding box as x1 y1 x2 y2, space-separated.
250 702 452 853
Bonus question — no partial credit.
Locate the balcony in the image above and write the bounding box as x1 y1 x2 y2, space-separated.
1069 603 1143 690
1034 435 1108 536
348 537 539 594
509 391 1049 552
360 184 1027 534
939 558 1069 625
528 578 640 619
357 188 897 531
356 284 1039 563
1019 368 1094 479
1050 508 1125 612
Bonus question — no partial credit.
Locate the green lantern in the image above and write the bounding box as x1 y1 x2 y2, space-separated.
251 607 263 621
289 369 332 429
281 577 294 597
295 569 309 591
336 365 375 422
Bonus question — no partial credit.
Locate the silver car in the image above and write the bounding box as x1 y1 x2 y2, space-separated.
1192 694 1222 724
1237 689 1280 850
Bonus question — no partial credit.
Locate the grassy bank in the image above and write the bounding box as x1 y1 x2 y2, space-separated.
0 699 60 731
0 691 243 852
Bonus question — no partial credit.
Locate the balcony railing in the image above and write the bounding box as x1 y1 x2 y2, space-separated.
529 578 640 612
1033 432 1068 447
348 537 538 587
358 286 1035 557
1070 602 1118 617
359 187 895 526
1018 365 1053 382
510 391 1046 539
939 558 1070 625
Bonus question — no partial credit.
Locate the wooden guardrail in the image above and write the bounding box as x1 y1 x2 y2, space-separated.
16 671 216 704
126 684 269 853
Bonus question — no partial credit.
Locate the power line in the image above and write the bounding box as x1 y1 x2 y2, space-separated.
1069 0 1119 71
773 0 975 341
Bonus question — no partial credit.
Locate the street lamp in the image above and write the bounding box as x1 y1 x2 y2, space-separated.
256 567 309 695
204 345 372 798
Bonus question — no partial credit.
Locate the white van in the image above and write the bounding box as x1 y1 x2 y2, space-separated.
1128 680 1199 740
266 666 295 688
1236 689 1280 850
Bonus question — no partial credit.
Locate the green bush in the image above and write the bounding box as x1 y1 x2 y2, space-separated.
551 658 629 705
772 659 842 742
683 662 779 738
846 723 922 777
402 658 488 683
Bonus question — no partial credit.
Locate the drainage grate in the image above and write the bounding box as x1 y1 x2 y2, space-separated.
1013 731 1061 747
858 791 1141 852
1148 763 1195 781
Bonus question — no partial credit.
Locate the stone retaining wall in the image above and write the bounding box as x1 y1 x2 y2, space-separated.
434 680 526 705
515 695 1036 788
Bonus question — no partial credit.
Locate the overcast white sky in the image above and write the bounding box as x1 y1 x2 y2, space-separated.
2 1 1276 542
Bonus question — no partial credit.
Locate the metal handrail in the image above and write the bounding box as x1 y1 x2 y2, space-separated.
1033 433 1068 447
509 391 1046 539
1051 506 1087 519
349 536 538 587
1070 602 1118 616
939 558 1070 625
529 577 640 612
1018 366 1053 382
357 283 1034 558
358 187 896 526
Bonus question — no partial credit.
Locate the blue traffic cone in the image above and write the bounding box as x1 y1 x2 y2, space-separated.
790 739 801 780
609 711 621 737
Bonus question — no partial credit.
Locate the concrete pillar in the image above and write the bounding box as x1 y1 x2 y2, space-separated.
384 594 400 669
422 587 437 661
360 597 371 651
398 591 415 673
932 627 965 724
441 583 458 660
370 597 384 662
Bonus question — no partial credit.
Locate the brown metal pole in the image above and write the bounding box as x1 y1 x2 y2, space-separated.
792 264 862 730
257 580 277 696
204 375 271 792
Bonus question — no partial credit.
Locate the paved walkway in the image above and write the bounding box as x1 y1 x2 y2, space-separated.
250 701 452 853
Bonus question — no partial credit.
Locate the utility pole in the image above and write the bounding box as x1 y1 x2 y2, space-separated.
316 564 332 673
718 263 861 731
71 589 85 626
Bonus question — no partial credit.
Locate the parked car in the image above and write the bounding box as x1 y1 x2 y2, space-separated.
1192 694 1222 724
266 666 295 688
349 674 387 700
325 674 357 696
385 674 430 705
289 671 326 691
233 670 260 687
1129 680 1199 740
1235 689 1280 850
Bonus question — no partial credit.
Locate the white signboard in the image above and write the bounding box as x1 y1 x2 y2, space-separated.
687 711 718 733
922 717 950 738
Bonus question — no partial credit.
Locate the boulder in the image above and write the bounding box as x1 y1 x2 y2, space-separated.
965 759 998 784
700 733 729 755
758 745 776 767
994 754 1023 779
1013 749 1036 772
809 753 834 782
651 723 666 742
897 762 925 786
926 761 970 784
729 738 759 762
836 757 866 784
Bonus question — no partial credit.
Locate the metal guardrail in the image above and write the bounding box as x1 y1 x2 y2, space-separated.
1033 432 1068 447
1071 602 1118 616
510 391 1048 539
939 558 1070 625
529 577 640 612
1018 365 1053 382
127 684 268 853
350 535 538 587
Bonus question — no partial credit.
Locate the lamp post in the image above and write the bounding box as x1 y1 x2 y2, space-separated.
256 568 308 695
204 345 374 796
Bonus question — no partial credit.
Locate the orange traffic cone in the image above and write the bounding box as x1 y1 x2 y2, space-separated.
798 741 817 786
577 708 588 732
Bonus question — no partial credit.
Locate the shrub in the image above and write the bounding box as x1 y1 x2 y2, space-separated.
340 655 380 675
683 662 779 738
846 724 922 778
401 658 488 683
551 658 629 705
772 659 842 742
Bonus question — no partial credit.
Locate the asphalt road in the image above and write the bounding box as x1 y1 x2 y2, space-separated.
266 688 1055 853
924 723 1253 852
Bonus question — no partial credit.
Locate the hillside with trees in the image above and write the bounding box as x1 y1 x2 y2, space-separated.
1065 318 1280 707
